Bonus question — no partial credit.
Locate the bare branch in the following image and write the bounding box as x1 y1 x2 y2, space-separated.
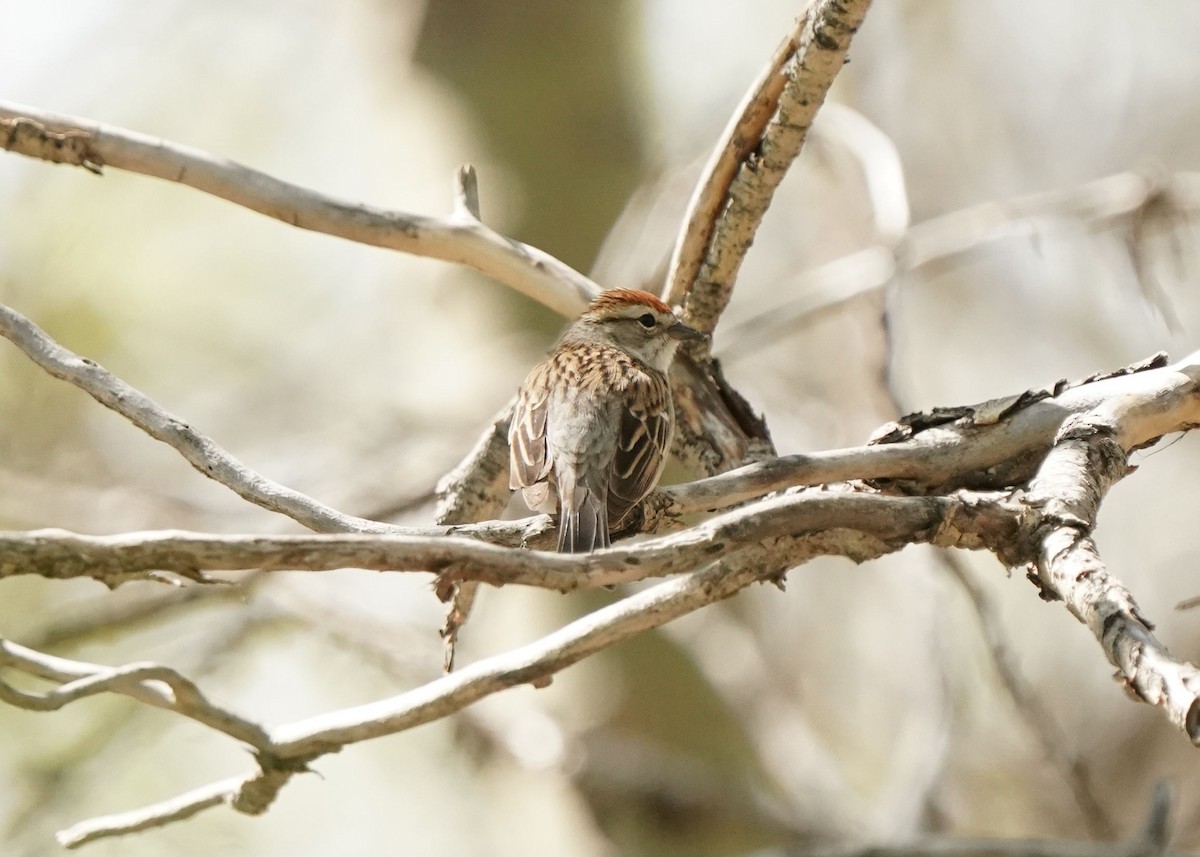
664 0 873 334
432 398 521 668
663 17 807 309
0 105 598 317
453 163 482 221
33 549 804 841
0 304 554 553
0 116 102 173
0 639 271 749
6 5 1200 841
0 302 400 535
0 488 1012 592
653 1 874 478
661 349 1200 515
3 594 274 848
1018 412 1200 743
56 775 247 849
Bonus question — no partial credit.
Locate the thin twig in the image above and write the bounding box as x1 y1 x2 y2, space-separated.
0 639 272 750
6 598 274 849
56 776 246 848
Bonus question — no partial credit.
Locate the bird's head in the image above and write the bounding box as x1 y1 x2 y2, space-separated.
575 288 704 372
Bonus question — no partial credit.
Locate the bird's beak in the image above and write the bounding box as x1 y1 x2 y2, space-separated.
667 320 706 341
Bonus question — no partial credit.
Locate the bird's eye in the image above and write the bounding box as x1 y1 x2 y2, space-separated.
637 313 656 329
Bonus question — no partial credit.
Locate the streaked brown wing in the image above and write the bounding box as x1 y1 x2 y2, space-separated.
607 372 672 529
509 363 552 490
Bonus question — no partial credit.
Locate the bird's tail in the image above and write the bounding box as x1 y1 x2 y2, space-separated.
556 469 610 554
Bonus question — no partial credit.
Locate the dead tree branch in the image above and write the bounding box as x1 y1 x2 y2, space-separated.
0 108 598 317
0 302 400 536
0 299 558 546
3 351 1196 592
0 489 1012 591
664 0 873 335
1017 411 1200 739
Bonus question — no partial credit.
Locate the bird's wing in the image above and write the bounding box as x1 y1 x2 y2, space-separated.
606 370 673 531
509 363 552 490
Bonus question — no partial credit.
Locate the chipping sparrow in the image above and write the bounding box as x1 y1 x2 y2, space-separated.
510 288 703 553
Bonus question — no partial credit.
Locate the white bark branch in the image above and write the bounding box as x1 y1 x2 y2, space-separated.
0 107 600 318
0 300 556 548
0 302 403 536
30 552 791 844
654 0 875 483
0 639 271 749
1 350 1196 592
56 775 247 849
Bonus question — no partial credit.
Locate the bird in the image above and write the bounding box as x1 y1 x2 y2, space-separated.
509 288 703 553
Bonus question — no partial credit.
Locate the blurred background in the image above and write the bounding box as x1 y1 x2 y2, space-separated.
3 1 1200 854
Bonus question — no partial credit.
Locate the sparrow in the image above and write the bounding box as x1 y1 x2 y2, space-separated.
509 288 703 553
